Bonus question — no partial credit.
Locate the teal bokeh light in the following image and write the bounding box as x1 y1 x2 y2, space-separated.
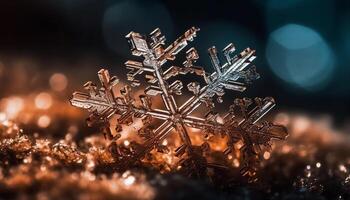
266 24 335 91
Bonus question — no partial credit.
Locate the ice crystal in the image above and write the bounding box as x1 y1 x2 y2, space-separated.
70 27 288 180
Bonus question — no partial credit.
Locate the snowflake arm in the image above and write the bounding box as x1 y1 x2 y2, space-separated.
70 26 288 180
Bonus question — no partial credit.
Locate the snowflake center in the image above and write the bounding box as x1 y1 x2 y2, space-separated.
171 113 183 123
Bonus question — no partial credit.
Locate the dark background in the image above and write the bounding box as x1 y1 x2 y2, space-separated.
0 0 349 125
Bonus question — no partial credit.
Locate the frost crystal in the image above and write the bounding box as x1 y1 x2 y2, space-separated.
71 27 288 180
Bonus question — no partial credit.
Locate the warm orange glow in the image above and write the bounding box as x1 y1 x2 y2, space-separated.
274 112 290 126
123 140 130 147
263 151 271 160
282 145 291 154
292 116 310 136
234 140 244 150
0 112 6 122
37 115 51 128
4 97 24 119
35 92 52 110
233 158 240 168
49 73 68 92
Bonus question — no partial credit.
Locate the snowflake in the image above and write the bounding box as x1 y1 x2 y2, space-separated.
70 27 288 180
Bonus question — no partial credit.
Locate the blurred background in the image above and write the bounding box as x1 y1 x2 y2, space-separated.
0 0 349 128
1 1 350 199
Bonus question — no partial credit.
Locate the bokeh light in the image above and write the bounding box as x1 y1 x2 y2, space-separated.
0 112 6 122
263 151 271 160
3 97 24 119
0 1 349 199
37 115 51 128
103 1 174 57
35 92 53 110
49 73 68 92
266 24 335 90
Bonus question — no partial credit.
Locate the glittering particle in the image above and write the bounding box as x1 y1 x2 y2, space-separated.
263 151 271 160
339 164 347 173
23 157 32 164
123 140 130 147
0 109 348 199
306 171 311 178
345 175 350 184
316 162 321 168
123 175 136 186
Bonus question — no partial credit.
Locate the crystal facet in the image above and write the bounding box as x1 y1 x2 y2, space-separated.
70 27 288 180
